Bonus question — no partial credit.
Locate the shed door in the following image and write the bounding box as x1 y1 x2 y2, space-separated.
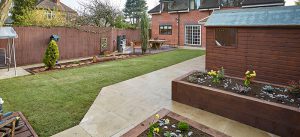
185 25 201 46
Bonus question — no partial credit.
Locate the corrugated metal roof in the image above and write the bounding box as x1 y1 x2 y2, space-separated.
205 6 300 27
0 27 18 39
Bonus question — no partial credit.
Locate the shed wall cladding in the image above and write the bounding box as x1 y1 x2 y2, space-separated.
206 27 300 85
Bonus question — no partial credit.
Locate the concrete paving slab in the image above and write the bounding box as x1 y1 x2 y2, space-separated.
52 126 91 137
0 67 31 80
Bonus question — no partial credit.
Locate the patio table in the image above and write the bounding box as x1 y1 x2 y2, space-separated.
148 39 167 49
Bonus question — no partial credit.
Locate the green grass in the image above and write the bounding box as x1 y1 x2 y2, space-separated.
0 49 205 137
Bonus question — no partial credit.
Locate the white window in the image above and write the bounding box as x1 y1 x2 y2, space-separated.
45 10 55 20
185 25 201 46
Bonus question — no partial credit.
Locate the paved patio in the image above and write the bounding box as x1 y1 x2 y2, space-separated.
53 56 276 137
124 45 177 54
0 67 30 80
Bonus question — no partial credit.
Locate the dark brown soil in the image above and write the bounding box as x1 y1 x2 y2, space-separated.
184 72 300 109
138 116 212 137
26 54 141 74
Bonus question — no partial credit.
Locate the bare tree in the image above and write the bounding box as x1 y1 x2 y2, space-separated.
296 0 300 6
0 0 13 26
77 0 121 27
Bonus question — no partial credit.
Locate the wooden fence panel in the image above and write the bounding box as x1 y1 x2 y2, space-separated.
0 26 140 66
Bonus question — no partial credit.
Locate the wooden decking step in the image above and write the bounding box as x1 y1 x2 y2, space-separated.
3 112 38 137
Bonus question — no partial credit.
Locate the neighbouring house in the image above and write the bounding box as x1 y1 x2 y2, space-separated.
205 5 300 85
3 0 78 25
36 0 78 22
148 0 285 47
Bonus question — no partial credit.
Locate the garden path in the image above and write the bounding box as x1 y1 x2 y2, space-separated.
53 56 276 137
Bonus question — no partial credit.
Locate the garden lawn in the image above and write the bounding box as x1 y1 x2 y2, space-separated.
0 49 205 137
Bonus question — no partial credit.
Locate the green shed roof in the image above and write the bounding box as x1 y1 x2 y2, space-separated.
205 6 300 27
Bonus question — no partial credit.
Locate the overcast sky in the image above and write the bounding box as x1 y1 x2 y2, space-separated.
61 0 298 11
60 0 160 11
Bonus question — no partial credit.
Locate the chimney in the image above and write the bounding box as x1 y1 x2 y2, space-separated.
54 0 60 4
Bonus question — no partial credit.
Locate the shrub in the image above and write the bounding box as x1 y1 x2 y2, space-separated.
140 12 149 54
43 40 59 69
287 81 300 97
177 121 189 132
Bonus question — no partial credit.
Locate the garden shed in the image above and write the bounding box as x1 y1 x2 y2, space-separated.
0 27 18 75
205 6 300 85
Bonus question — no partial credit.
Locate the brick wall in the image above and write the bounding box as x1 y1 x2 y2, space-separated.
206 27 300 85
151 10 211 47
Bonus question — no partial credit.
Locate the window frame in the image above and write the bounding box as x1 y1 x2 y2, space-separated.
214 28 238 48
185 25 202 46
45 10 55 20
159 25 172 35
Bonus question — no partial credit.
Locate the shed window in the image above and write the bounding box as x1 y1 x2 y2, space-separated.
215 28 237 47
159 25 172 35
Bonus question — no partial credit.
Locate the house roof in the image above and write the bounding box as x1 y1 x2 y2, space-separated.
169 0 189 11
149 0 286 14
149 0 189 14
205 6 300 27
242 0 285 6
36 0 77 13
148 5 161 14
198 0 219 10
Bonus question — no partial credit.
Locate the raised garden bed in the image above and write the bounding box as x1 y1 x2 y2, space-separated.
172 71 300 137
26 54 141 74
121 108 228 137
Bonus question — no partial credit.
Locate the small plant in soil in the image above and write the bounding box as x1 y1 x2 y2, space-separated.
147 114 161 137
232 84 251 94
177 121 189 132
262 85 275 93
208 70 220 84
287 81 300 98
185 71 300 108
218 67 225 80
140 115 212 137
244 70 256 87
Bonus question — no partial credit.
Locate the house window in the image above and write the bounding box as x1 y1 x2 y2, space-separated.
159 25 172 35
162 1 174 11
190 0 201 10
221 0 242 7
185 25 201 46
215 28 237 47
45 10 55 20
